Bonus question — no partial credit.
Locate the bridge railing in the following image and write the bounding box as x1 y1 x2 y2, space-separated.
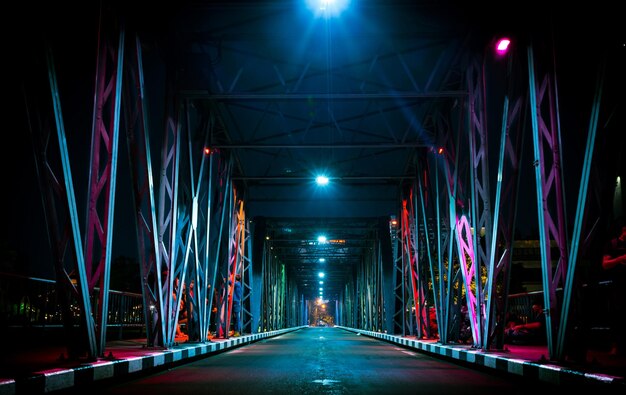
0 272 144 331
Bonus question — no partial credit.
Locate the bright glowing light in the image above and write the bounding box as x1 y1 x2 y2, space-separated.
316 175 329 186
495 38 511 55
319 272 325 278
319 258 325 262
319 287 323 291
307 0 350 18
204 147 211 155
319 281 324 284
317 235 327 244
437 147 444 155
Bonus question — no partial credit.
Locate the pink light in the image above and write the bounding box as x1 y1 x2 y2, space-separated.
495 38 511 54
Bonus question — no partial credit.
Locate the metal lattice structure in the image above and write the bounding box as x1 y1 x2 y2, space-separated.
14 2 624 366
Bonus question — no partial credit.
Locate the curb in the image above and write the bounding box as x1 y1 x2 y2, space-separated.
0 326 306 395
335 326 624 387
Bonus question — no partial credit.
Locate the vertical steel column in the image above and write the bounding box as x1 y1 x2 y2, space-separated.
356 258 365 328
173 101 216 343
261 240 270 331
375 239 385 332
446 94 482 347
465 58 492 348
156 70 182 347
401 189 428 337
279 263 286 327
556 67 604 357
304 296 309 326
439 111 471 345
28 49 96 359
390 214 407 335
288 278 299 326
223 196 247 337
197 146 220 342
429 146 461 345
356 240 382 332
206 158 232 338
81 21 125 356
215 184 238 337
483 49 526 350
439 161 465 345
379 217 396 334
161 100 195 345
260 239 286 331
42 16 127 358
455 215 480 345
527 45 570 357
242 218 253 334
415 157 442 340
48 51 100 354
123 35 161 347
342 277 356 328
249 217 264 333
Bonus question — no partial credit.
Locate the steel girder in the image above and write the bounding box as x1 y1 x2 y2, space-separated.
153 72 231 347
527 43 606 359
415 153 456 344
241 218 255 334
286 277 301 327
34 19 222 355
400 189 430 338
437 52 525 350
214 186 244 338
82 18 125 357
123 35 160 347
26 50 90 360
221 193 253 337
527 44 570 358
176 102 234 343
385 47 525 350
355 238 385 332
482 50 526 350
339 276 356 328
260 240 287 331
155 62 183 346
194 150 229 342
390 218 409 335
35 17 125 358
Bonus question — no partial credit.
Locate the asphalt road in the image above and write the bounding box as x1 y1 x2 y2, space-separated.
65 327 561 395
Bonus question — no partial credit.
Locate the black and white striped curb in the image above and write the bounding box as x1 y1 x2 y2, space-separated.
336 326 624 387
0 327 306 395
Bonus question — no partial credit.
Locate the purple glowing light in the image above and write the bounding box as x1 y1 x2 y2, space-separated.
495 38 511 54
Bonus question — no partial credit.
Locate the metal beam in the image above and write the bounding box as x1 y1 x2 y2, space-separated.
182 91 467 101
211 143 429 149
232 176 413 181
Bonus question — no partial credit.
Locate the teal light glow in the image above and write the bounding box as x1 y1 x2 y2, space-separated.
306 0 350 18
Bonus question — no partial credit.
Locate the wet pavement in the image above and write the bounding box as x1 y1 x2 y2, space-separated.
1 326 624 395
